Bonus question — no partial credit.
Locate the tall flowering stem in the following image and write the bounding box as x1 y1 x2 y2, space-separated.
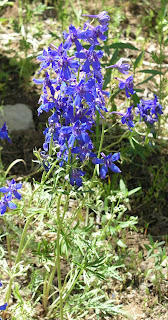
56 193 63 320
33 11 122 316
31 9 164 316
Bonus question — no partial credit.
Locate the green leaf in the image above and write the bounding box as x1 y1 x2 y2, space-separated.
109 42 139 51
119 179 127 194
127 187 141 196
117 239 127 248
132 92 140 104
109 49 119 65
129 137 135 149
132 137 141 145
136 75 155 86
144 244 151 251
103 69 111 89
138 69 163 75
134 51 144 69
148 234 154 245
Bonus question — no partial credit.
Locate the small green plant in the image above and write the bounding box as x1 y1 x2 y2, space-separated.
144 234 168 301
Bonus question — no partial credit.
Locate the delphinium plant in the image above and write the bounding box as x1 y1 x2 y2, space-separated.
0 9 164 320
31 10 163 318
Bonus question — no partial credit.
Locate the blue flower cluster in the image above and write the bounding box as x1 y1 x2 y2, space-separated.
0 122 11 144
34 11 121 185
108 58 162 130
136 94 163 124
0 280 7 318
0 179 22 215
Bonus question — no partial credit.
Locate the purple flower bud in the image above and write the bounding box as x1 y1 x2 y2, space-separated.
106 58 130 75
82 11 110 25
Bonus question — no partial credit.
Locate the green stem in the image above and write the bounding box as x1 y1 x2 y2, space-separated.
43 150 71 314
15 216 32 265
43 257 57 311
102 130 129 151
4 217 12 268
92 120 105 183
48 268 83 316
43 272 49 313
56 193 63 320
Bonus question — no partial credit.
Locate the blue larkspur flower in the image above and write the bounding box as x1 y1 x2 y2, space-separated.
0 179 22 200
69 169 85 187
37 47 59 73
65 78 95 107
121 106 135 130
82 23 108 45
112 106 135 131
72 141 96 162
92 152 121 179
0 122 11 143
63 25 83 52
61 120 92 148
116 75 135 98
75 45 103 73
0 193 17 215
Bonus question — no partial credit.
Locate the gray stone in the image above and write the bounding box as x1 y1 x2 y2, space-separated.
0 103 34 132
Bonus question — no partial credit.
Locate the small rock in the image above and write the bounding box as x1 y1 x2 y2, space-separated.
139 283 146 291
0 103 34 132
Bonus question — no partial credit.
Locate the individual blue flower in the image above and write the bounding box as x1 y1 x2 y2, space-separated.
151 94 163 118
0 122 11 143
92 152 121 179
106 58 130 75
61 120 92 148
69 169 85 187
0 179 22 200
82 11 110 26
83 23 108 45
75 45 103 73
37 47 59 73
72 142 96 162
0 302 7 310
65 78 95 107
116 75 135 98
121 106 135 130
63 25 83 52
0 193 17 215
112 106 135 131
33 71 56 97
